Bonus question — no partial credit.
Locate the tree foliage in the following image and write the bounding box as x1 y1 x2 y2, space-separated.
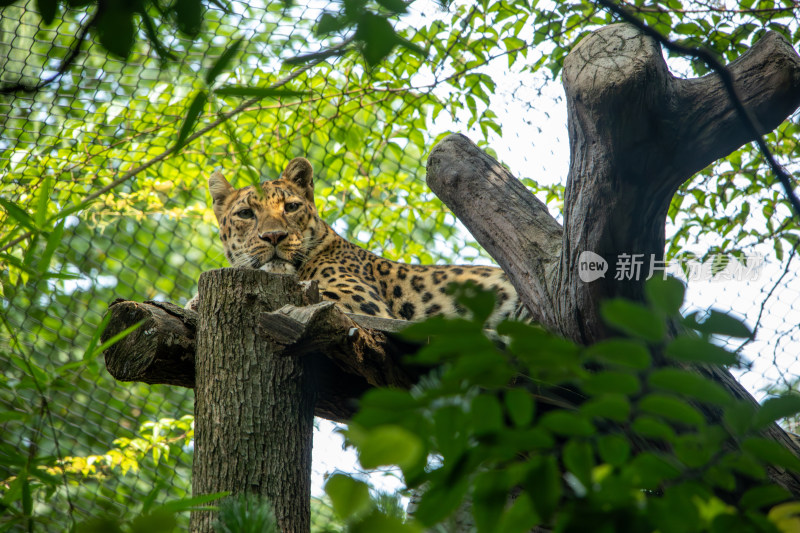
330 279 800 533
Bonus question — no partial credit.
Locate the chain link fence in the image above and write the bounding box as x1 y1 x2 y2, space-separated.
1 0 799 529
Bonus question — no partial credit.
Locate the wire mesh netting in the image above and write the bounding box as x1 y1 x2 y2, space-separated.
2 0 800 530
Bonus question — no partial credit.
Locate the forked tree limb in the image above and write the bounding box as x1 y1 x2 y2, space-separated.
425 136 563 332
558 24 800 343
426 24 800 498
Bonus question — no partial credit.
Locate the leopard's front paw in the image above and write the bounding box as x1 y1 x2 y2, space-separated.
185 293 199 312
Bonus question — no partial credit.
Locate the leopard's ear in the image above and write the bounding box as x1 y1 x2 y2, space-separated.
209 171 234 220
282 157 314 202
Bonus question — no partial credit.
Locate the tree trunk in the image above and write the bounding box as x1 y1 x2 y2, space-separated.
191 269 319 533
426 24 800 497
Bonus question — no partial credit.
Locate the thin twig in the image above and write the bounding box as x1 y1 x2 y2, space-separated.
283 35 356 65
0 10 98 95
597 0 800 220
737 247 796 354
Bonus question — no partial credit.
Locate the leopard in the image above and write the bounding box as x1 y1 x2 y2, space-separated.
189 157 526 327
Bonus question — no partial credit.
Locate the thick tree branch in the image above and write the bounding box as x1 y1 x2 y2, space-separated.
426 134 563 331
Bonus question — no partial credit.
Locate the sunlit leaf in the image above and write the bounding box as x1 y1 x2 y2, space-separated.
175 90 209 151
600 299 665 342
324 474 371 519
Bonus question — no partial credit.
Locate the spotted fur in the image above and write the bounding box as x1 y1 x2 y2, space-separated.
191 157 525 326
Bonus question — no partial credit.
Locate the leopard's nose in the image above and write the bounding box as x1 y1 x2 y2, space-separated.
259 231 288 245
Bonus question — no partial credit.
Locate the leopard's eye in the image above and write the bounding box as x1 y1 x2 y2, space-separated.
236 208 255 219
284 202 302 213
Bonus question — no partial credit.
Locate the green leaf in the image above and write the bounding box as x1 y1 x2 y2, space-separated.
525 457 561 522
504 388 534 428
665 336 738 366
131 509 178 532
473 470 511 533
720 452 766 481
360 388 418 412
96 4 135 59
214 86 308 99
580 394 631 422
684 310 753 339
375 0 408 12
350 510 421 533
638 394 705 427
739 485 792 510
37 218 65 276
563 439 594 488
742 438 800 472
21 470 31 517
156 492 228 512
539 411 595 437
471 394 503 436
584 339 652 369
648 368 731 406
355 13 398 67
674 22 700 35
413 478 469 526
324 474 371 519
36 0 58 25
644 277 685 315
356 425 424 470
597 434 630 467
87 319 145 361
600 299 665 342
495 492 540 533
205 38 244 85
673 433 716 468
175 90 208 151
13 356 50 388
139 9 176 61
0 198 38 232
754 394 800 428
35 175 53 228
582 371 640 396
626 453 681 489
174 0 203 37
316 13 348 35
723 401 757 435
453 282 496 324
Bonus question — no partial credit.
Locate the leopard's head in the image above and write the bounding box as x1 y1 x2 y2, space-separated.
208 157 323 274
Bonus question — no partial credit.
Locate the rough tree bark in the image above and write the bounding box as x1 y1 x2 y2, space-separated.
426 24 800 496
190 269 319 533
